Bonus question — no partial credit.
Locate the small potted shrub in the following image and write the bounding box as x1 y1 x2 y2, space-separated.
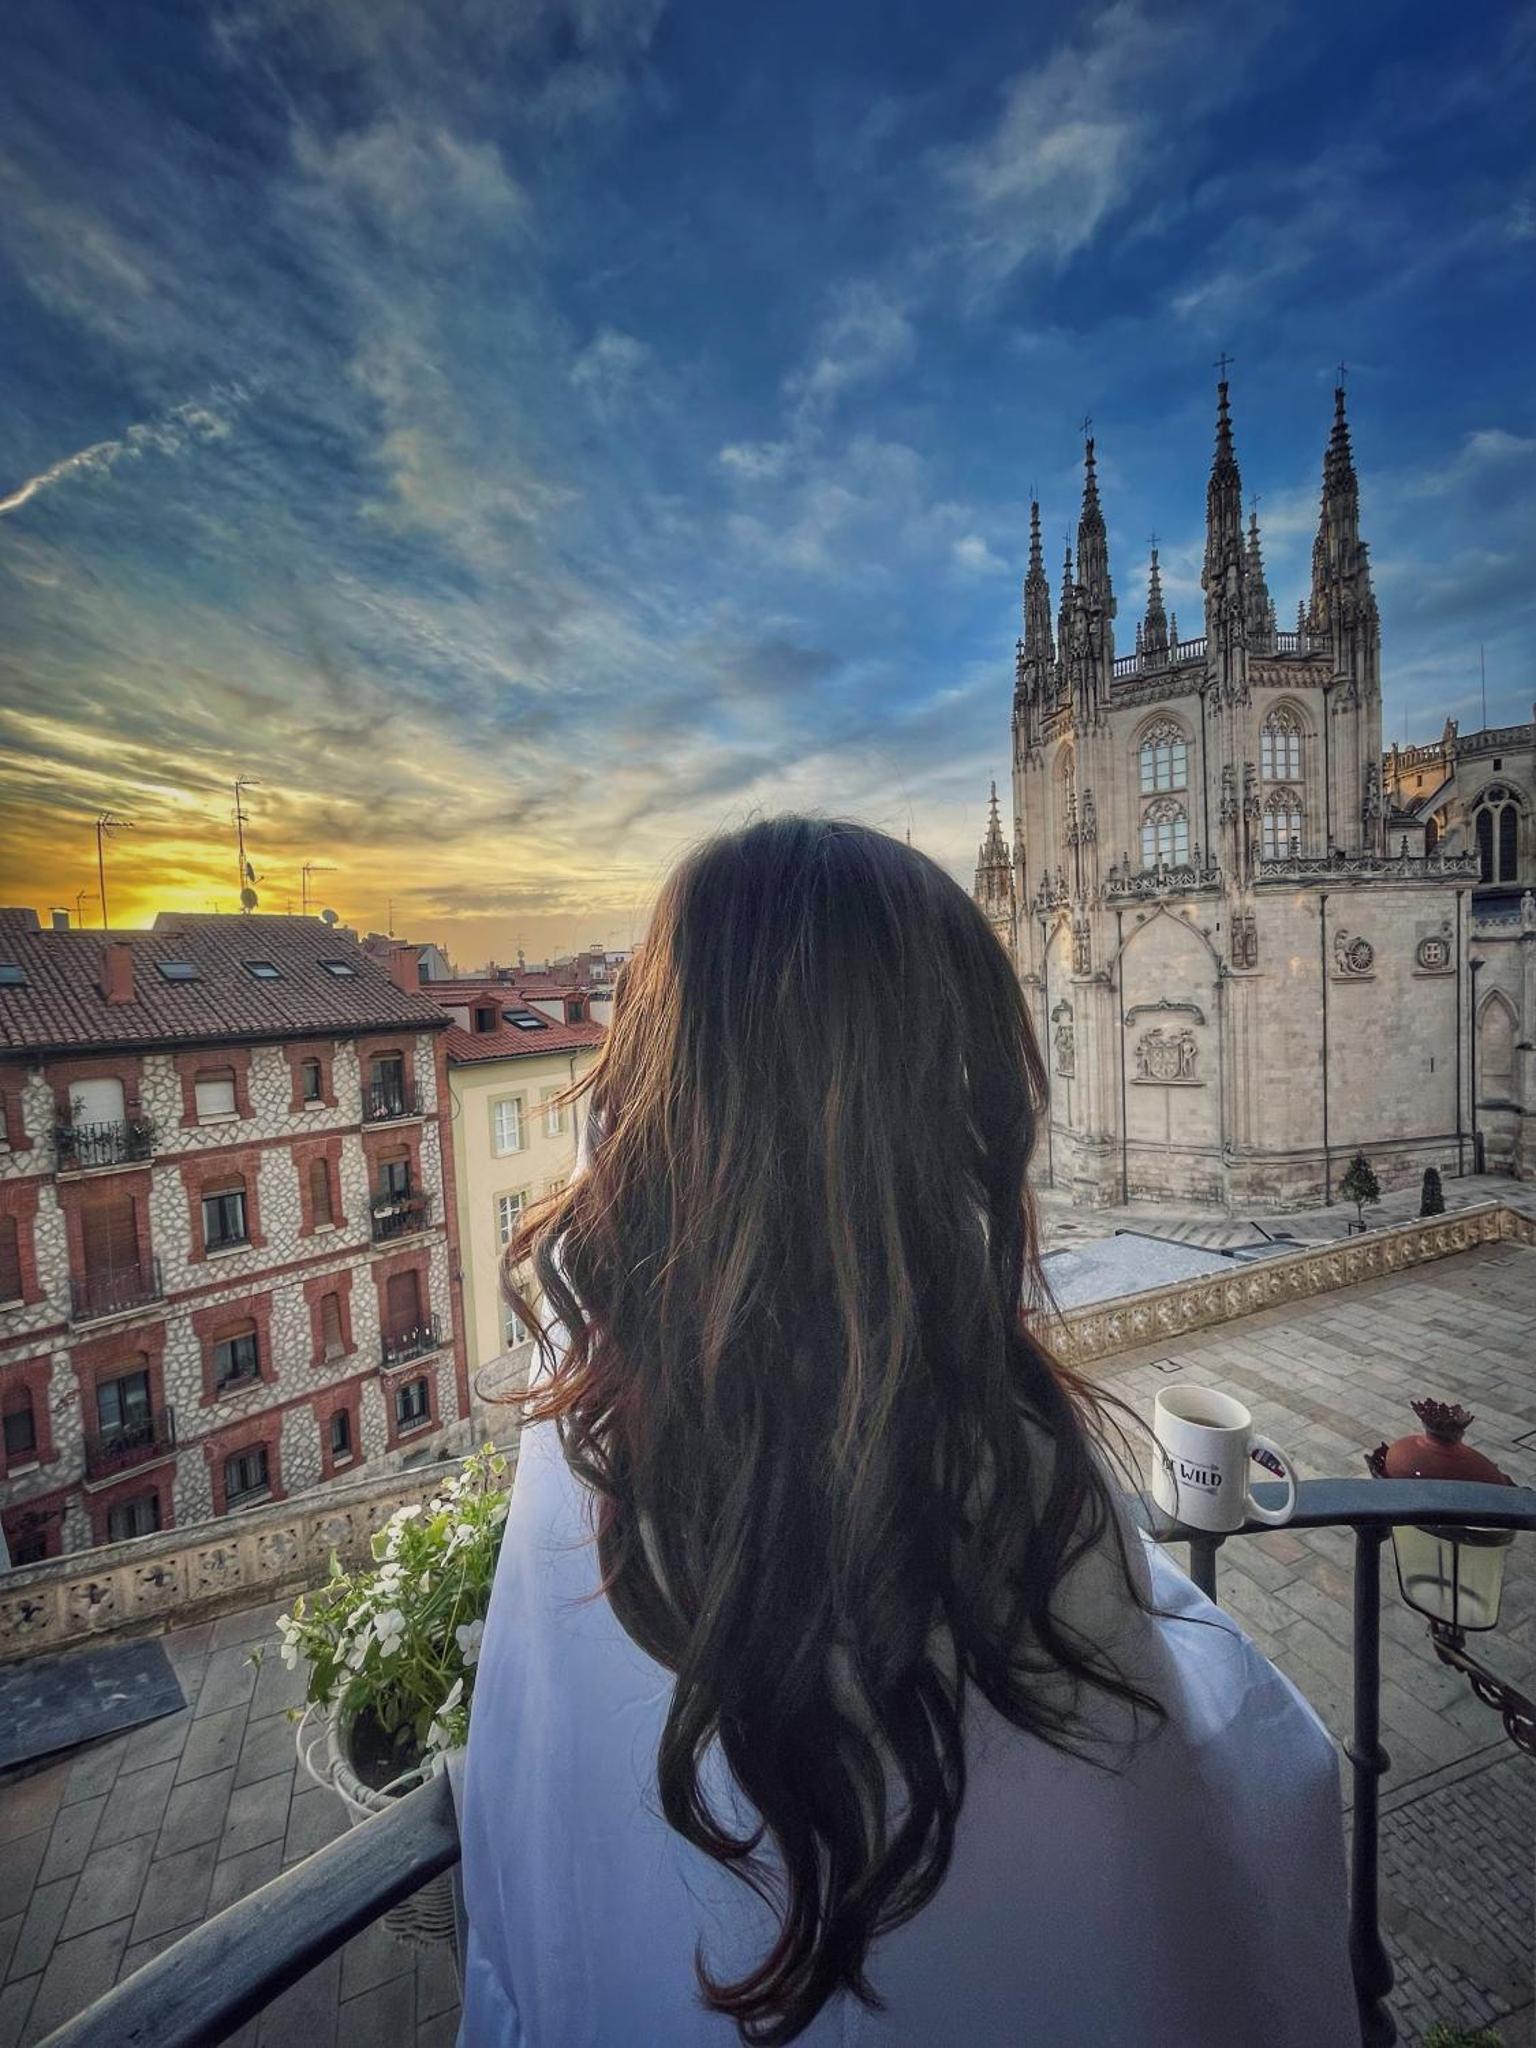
1339 1151 1382 1233
1420 1165 1445 1217
272 1446 510 1945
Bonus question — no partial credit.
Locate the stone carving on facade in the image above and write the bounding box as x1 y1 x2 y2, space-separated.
1242 761 1261 822
1362 762 1383 830
1332 930 1375 978
1080 789 1097 842
1523 890 1536 932
1414 926 1454 974
1052 1001 1075 1079
1230 910 1258 968
1219 763 1237 826
1134 1028 1200 1083
1071 918 1092 977
1125 997 1207 1028
1255 850 1480 885
1104 860 1222 902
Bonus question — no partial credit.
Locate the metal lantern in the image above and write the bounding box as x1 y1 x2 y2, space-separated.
1365 1399 1514 1631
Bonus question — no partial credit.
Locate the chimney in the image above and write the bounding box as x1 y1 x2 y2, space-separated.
101 941 136 1006
50 909 69 931
386 944 421 997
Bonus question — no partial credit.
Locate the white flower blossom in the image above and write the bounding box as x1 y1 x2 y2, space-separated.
373 1608 406 1659
455 1619 484 1667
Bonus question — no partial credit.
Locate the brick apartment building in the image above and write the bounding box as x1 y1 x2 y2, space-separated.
0 911 470 1564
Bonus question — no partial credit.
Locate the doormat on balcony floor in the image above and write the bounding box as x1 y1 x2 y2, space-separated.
0 1637 185 1774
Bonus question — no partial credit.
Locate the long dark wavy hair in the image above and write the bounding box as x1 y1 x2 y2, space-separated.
507 816 1160 2044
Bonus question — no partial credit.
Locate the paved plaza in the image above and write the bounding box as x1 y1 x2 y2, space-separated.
0 1234 1533 2045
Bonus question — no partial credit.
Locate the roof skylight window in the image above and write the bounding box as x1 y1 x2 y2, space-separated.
245 962 281 980
156 961 201 982
319 959 358 978
0 964 25 988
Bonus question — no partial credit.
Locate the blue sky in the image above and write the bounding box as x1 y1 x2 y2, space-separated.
1 0 1533 959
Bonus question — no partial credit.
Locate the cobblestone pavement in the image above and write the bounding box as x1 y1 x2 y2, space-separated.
1 1238 1532 2045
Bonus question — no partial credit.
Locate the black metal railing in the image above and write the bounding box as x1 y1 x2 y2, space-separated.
69 1258 164 1323
370 1191 434 1243
362 1076 417 1122
83 1405 176 1483
54 1118 154 1172
379 1315 441 1369
33 1479 1536 2048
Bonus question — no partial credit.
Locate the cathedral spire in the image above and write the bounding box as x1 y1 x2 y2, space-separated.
1309 380 1373 639
1201 371 1248 657
1142 542 1169 663
973 779 1015 939
1075 436 1114 615
1021 499 1055 669
1244 504 1274 649
1057 535 1075 661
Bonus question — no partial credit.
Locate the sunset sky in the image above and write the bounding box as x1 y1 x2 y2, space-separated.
2 0 1533 965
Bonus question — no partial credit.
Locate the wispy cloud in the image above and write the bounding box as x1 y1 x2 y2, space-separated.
0 390 246 518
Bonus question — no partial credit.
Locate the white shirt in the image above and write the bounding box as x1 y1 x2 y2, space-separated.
459 1415 1359 2046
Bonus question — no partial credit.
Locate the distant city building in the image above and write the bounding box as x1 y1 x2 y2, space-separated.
361 934 456 983
0 913 471 1566
975 379 1534 1207
429 980 604 1432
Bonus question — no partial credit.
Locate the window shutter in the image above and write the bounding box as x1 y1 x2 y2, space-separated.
82 1194 136 1276
194 1072 238 1120
385 1270 421 1337
320 1292 344 1359
0 1217 20 1302
309 1158 334 1227
2 1389 36 1461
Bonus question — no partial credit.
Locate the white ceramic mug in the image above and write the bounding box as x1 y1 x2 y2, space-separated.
1151 1385 1297 1532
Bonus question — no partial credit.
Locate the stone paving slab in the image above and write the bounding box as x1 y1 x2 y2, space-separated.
0 1237 1530 2044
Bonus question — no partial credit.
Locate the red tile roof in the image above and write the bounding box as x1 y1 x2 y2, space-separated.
444 1018 605 1065
0 912 449 1057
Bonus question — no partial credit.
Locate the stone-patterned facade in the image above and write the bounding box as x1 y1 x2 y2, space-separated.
0 925 471 1565
974 381 1513 1210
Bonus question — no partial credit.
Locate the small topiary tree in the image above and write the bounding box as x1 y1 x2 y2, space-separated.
1419 1165 1445 1217
1339 1151 1382 1229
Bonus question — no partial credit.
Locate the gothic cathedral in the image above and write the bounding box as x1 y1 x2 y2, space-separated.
973 380 1535 1209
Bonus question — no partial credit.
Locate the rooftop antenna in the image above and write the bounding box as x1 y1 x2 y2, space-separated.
1480 644 1487 729
300 862 335 918
233 778 261 913
387 897 395 938
95 814 134 931
73 887 97 928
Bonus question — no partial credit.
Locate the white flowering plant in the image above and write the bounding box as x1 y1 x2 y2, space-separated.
271 1445 510 1788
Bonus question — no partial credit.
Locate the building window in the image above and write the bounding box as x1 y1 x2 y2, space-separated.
1139 800 1190 869
156 961 201 983
1261 790 1305 861
1260 709 1303 782
320 1291 345 1361
395 1378 430 1430
329 1407 352 1462
497 1192 525 1247
493 1098 523 1155
377 1153 411 1203
1138 722 1189 795
309 1158 334 1228
194 1071 238 1121
1473 790 1521 884
301 1060 323 1104
214 1321 261 1389
225 1444 269 1506
8 1519 52 1565
202 1185 249 1252
368 1054 408 1118
320 959 358 978
0 1216 20 1304
244 961 281 981
107 1493 160 1542
3 1388 36 1464
96 1367 151 1439
504 1305 529 1347
541 1089 564 1138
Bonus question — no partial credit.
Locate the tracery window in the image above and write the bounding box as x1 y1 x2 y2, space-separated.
1138 721 1189 795
1261 788 1304 861
1261 708 1303 782
1140 798 1189 869
1472 787 1522 884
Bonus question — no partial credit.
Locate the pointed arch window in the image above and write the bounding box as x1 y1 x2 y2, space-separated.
1472 787 1521 884
1138 721 1189 795
1261 788 1304 861
1140 799 1189 869
1260 708 1304 782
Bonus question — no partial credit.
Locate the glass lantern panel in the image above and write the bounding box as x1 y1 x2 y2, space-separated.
1391 1523 1509 1632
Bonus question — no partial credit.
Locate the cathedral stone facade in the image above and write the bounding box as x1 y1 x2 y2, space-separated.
974 381 1535 1210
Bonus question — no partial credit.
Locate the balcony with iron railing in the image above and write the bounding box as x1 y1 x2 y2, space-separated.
379 1314 442 1369
53 1117 154 1174
69 1257 164 1325
362 1076 419 1123
83 1404 176 1484
32 1475 1536 2048
370 1190 435 1244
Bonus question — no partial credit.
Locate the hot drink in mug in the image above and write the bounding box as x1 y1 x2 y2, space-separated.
1151 1386 1297 1533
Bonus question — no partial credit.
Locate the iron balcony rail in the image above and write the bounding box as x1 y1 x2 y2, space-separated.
362 1077 418 1123
380 1315 441 1369
83 1405 176 1483
69 1259 164 1324
35 1478 1536 2048
54 1119 154 1172
370 1191 434 1243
